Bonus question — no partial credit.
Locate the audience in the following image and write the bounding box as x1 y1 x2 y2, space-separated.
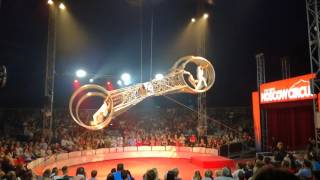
192 170 202 180
1 108 320 179
203 170 214 180
90 170 97 180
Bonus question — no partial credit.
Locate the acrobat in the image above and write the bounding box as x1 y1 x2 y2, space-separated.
91 101 108 125
184 65 208 90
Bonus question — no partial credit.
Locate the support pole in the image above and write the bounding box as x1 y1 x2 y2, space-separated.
44 5 57 136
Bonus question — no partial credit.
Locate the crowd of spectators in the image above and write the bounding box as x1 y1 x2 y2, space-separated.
0 108 319 179
0 107 255 179
0 143 318 180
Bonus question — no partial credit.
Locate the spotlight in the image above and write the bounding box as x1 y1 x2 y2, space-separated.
76 69 87 78
203 13 209 19
59 2 66 10
89 78 94 83
117 80 123 86
47 0 54 5
155 73 164 80
191 18 196 23
121 73 131 85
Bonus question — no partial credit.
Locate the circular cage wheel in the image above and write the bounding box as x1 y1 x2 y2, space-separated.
69 84 114 130
172 56 215 93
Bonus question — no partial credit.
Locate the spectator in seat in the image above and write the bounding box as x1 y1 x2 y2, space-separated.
253 160 265 174
238 171 245 180
15 164 28 179
165 170 175 180
90 170 98 180
307 152 320 171
295 160 313 179
5 171 17 180
253 167 299 180
144 169 157 180
245 161 254 179
263 157 272 167
111 168 116 173
42 169 51 180
121 170 132 180
215 169 222 177
199 138 206 147
281 160 294 174
56 166 71 180
171 168 181 180
50 167 59 179
0 170 5 179
75 167 87 180
2 156 15 173
215 167 233 180
107 174 114 180
203 170 213 180
192 170 201 180
273 142 287 162
232 162 245 180
126 170 134 180
113 163 124 180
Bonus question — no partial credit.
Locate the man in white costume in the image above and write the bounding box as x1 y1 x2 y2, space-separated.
184 65 208 90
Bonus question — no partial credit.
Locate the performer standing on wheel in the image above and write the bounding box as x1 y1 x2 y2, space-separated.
184 65 208 90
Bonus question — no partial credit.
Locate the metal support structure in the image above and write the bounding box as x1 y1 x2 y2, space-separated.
306 0 320 148
197 21 208 137
256 53 266 88
281 56 291 79
69 56 215 130
44 5 57 131
256 53 267 151
197 92 207 136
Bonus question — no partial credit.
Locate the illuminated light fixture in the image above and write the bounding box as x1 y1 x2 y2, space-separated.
203 13 209 19
74 79 79 83
48 0 54 5
155 73 164 80
76 69 87 78
121 73 131 85
117 80 123 86
59 2 66 10
191 18 196 23
89 78 94 83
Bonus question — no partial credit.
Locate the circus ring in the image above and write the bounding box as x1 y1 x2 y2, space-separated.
28 146 235 179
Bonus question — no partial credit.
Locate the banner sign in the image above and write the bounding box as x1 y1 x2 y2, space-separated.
260 74 316 104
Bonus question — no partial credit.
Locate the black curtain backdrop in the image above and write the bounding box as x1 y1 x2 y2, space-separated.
266 103 314 150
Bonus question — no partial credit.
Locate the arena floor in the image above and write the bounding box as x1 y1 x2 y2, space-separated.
66 157 223 179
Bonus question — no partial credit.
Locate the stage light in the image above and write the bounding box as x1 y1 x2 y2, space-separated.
76 69 87 78
117 80 123 86
203 13 209 19
191 18 196 23
155 73 164 80
48 0 54 5
74 79 79 83
89 78 94 83
59 2 66 10
121 73 131 85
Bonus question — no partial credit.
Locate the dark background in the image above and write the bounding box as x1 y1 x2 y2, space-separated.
0 0 310 108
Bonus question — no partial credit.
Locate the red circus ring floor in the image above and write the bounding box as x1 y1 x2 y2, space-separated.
28 146 235 179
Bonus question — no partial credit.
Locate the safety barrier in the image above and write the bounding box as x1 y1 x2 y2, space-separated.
218 142 252 158
28 146 218 175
